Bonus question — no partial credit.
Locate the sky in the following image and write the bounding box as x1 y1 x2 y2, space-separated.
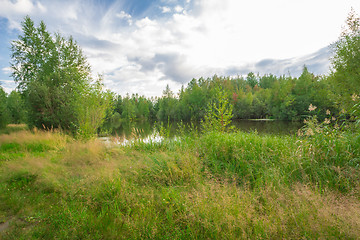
1 0 360 97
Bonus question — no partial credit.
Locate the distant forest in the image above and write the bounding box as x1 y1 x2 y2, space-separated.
110 67 335 124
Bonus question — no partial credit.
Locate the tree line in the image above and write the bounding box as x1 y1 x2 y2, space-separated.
1 10 360 135
0 66 342 129
107 68 333 124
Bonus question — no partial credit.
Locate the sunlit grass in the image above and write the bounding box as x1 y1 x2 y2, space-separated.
0 124 28 135
0 127 359 239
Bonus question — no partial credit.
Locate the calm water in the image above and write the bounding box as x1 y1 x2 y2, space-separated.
232 120 303 135
106 119 303 141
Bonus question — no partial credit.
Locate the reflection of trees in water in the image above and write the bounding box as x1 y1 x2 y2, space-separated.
113 120 154 139
109 120 303 140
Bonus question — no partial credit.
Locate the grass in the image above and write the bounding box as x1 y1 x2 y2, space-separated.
0 124 359 239
0 124 28 135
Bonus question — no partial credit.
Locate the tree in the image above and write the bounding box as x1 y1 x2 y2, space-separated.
330 9 360 111
156 85 179 121
259 74 276 89
180 80 207 120
121 94 137 122
76 78 113 138
6 90 27 124
246 72 258 88
10 16 110 136
202 87 233 132
292 66 315 119
0 87 9 128
163 84 174 98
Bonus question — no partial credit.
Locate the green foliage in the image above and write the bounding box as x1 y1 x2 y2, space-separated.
76 78 113 139
246 72 258 88
331 9 360 111
112 94 154 123
0 87 9 128
0 124 28 135
202 87 234 132
156 93 178 121
103 69 338 130
6 91 27 124
6 171 38 190
10 16 111 137
118 71 336 127
179 80 208 120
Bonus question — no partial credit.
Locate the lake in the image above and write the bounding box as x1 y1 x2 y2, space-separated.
103 119 303 142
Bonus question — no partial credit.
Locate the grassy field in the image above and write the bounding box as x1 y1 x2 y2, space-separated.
0 124 359 239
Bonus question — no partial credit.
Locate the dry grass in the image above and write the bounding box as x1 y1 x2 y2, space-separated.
180 182 360 239
0 129 68 148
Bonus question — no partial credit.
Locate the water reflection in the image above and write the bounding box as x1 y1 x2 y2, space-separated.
103 119 303 143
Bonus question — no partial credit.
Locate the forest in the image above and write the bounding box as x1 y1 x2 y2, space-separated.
0 10 360 239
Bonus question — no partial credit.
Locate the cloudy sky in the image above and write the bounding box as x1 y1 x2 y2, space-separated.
1 0 360 96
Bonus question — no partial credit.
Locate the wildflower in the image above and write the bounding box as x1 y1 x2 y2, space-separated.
308 104 317 111
297 129 303 136
351 93 359 101
306 128 314 136
332 116 336 121
324 118 330 124
326 109 331 115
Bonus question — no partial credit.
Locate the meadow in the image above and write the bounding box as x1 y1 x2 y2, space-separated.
0 121 359 239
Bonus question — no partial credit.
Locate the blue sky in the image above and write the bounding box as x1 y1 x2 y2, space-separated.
1 0 360 96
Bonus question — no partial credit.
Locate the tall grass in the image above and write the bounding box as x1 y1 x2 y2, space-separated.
197 129 360 193
0 124 28 135
0 125 359 239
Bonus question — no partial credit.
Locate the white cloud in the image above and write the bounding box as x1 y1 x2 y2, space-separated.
2 67 12 75
36 1 46 13
116 10 132 25
116 11 131 20
0 0 49 29
174 5 183 13
0 79 16 93
1 0 360 97
0 0 35 15
161 6 171 13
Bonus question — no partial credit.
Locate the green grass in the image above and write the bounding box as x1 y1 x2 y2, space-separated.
0 126 359 239
0 124 28 135
198 130 360 193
